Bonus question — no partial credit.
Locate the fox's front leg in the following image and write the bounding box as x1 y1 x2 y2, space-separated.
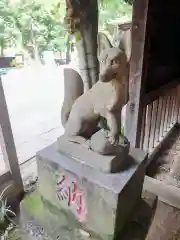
106 111 120 145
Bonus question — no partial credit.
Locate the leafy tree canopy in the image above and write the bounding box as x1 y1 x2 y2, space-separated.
0 0 132 57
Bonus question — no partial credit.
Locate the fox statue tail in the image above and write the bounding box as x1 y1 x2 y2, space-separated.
61 68 84 128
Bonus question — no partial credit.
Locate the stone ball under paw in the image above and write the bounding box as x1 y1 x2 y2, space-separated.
90 129 130 156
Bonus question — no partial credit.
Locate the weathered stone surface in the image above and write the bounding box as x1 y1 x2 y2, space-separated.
37 142 147 239
19 190 157 240
57 135 129 173
20 191 100 240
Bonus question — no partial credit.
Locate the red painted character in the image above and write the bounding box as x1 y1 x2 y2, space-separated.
56 175 86 220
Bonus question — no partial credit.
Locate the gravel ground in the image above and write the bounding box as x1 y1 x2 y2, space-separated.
149 127 180 187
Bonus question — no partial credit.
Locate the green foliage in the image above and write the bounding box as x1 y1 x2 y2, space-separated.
0 0 21 55
99 117 125 136
0 0 67 56
124 0 133 5
0 185 16 223
0 0 132 57
11 0 67 55
99 0 132 40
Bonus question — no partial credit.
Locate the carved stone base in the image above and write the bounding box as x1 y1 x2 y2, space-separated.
37 142 147 239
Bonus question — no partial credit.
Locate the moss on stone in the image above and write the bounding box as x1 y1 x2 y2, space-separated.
22 191 44 218
7 228 27 240
20 191 104 239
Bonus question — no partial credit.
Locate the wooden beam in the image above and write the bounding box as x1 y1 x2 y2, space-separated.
144 176 180 210
145 200 180 240
0 76 23 194
0 171 11 186
177 85 180 124
125 0 149 148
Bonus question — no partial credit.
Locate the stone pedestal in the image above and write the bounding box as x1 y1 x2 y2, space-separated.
36 141 147 239
57 135 130 173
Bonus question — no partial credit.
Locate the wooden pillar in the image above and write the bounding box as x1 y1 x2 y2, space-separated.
125 0 149 148
178 85 180 124
0 73 23 194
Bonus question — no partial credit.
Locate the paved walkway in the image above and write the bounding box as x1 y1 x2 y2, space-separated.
0 65 66 174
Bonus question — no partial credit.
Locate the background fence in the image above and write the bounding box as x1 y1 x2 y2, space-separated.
140 81 180 153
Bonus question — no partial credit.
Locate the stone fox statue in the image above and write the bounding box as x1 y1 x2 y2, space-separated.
61 47 129 154
61 68 84 128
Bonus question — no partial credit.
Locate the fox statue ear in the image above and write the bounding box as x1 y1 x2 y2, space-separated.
98 47 112 63
98 51 107 63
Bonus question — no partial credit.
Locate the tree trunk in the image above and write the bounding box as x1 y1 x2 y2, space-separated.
66 35 71 64
0 39 4 56
74 0 99 92
34 44 40 62
30 22 41 63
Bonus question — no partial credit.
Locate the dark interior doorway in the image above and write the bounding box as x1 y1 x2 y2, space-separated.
144 0 180 93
